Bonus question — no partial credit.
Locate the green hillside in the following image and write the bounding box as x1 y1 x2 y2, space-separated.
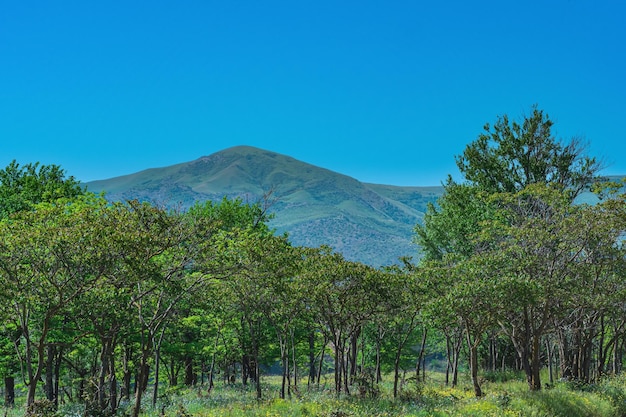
87 146 444 266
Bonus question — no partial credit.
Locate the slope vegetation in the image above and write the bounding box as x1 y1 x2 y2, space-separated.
87 146 443 266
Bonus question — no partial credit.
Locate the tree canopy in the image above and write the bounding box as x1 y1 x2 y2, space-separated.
415 106 622 395
0 160 85 219
455 105 601 197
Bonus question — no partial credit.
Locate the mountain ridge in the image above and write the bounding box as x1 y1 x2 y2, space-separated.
87 146 444 266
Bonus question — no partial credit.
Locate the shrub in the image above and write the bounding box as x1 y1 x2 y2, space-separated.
25 399 57 417
398 376 423 403
353 369 380 399
596 376 626 416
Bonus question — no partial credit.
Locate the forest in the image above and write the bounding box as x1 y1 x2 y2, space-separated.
1 107 626 417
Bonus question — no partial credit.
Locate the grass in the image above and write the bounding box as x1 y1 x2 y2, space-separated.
132 372 625 417
6 372 626 416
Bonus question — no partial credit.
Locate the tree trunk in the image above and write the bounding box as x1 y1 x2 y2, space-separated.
349 327 360 381
254 348 262 400
546 338 554 385
490 334 498 372
121 346 132 400
152 351 161 407
45 344 55 402
109 349 118 414
279 335 287 399
152 328 166 408
452 342 460 387
316 339 326 389
612 336 622 375
393 346 402 398
184 356 195 386
99 339 112 411
54 347 62 407
466 332 482 398
207 355 215 392
132 348 151 417
445 334 451 386
342 348 350 395
529 335 542 391
415 328 428 380
27 332 48 407
4 376 15 407
308 331 316 386
557 328 571 379
291 330 297 393
375 340 382 385
334 343 340 395
241 354 250 386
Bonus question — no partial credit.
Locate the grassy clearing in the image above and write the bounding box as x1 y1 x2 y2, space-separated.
7 372 626 416
122 374 626 416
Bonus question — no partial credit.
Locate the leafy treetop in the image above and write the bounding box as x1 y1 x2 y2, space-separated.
456 106 601 198
0 160 85 219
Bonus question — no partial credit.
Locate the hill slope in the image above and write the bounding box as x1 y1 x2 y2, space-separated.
87 146 443 266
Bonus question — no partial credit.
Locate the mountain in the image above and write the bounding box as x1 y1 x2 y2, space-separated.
87 146 444 266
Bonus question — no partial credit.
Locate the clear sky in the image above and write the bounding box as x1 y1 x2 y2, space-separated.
1 1 625 186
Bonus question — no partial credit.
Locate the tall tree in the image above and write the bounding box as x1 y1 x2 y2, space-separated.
182 196 284 400
0 197 111 407
456 105 600 197
118 201 214 417
415 107 605 392
417 107 601 261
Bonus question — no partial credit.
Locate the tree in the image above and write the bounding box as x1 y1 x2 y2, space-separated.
215 227 297 400
414 107 605 392
421 255 500 397
0 161 84 219
456 105 600 197
117 201 213 417
302 247 388 396
0 323 21 407
185 196 290 400
0 197 111 407
479 184 626 390
372 268 423 398
417 107 602 259
415 180 493 261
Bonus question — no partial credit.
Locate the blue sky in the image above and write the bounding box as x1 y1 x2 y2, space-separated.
1 1 625 186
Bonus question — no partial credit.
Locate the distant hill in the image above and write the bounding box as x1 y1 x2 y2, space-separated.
87 146 444 266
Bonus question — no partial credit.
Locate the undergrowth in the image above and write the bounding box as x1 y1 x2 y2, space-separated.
4 372 626 416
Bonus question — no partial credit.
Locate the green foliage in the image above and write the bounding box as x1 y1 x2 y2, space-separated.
596 376 626 416
507 385 615 417
414 107 623 396
0 160 85 219
187 196 273 235
456 105 600 196
415 180 493 261
398 376 424 403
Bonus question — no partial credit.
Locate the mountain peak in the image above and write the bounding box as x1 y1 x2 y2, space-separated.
87 147 444 266
197 145 273 159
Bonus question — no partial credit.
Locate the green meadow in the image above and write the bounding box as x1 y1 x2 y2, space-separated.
10 372 623 417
